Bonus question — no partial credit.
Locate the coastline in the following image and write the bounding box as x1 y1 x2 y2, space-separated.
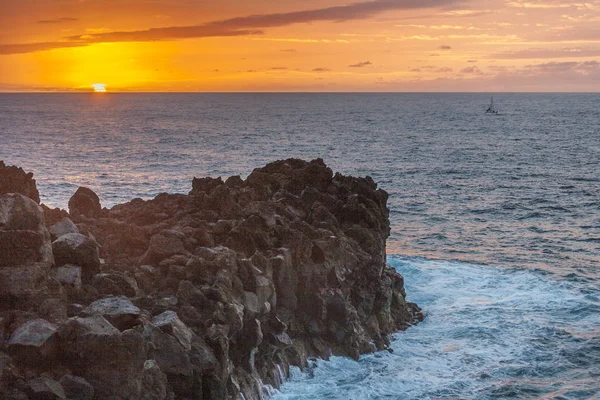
0 158 421 399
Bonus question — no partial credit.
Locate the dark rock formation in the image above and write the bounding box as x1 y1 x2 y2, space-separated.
68 187 103 219
0 161 40 204
52 233 100 282
0 159 422 400
0 194 54 299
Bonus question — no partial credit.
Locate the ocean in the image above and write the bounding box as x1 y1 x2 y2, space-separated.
1 93 599 399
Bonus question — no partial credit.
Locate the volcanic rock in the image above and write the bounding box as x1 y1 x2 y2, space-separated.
0 161 40 203
58 375 94 400
48 217 78 241
81 296 141 331
52 233 100 282
0 159 422 400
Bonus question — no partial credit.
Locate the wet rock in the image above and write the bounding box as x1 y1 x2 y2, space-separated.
68 187 102 219
25 377 66 400
48 218 78 241
52 233 100 282
82 297 141 331
58 375 94 400
0 161 40 203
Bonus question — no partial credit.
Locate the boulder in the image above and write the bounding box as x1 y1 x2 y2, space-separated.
153 311 193 351
8 319 58 360
0 161 40 203
38 298 68 324
25 377 66 400
82 297 141 331
0 194 53 268
92 272 139 298
48 217 78 241
52 233 100 281
139 233 188 266
140 360 173 400
50 265 82 290
145 326 193 377
58 316 147 399
58 375 94 400
68 187 102 219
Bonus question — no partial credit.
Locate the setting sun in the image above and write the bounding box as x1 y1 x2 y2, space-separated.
92 84 107 93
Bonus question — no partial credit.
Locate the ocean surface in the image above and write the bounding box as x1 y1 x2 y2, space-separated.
1 93 599 399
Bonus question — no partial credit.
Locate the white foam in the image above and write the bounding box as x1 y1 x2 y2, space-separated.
273 256 600 399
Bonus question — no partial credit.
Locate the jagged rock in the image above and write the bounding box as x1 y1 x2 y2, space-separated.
153 311 193 351
145 326 193 377
0 161 40 203
38 298 68 324
41 205 70 227
52 233 100 282
50 265 82 290
8 319 58 361
0 159 422 400
25 377 66 400
92 272 139 298
68 187 102 219
57 315 146 399
140 360 173 400
82 297 141 331
48 217 78 241
139 233 188 266
0 194 53 269
58 375 94 400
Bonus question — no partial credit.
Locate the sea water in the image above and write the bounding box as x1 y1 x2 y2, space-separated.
1 93 598 398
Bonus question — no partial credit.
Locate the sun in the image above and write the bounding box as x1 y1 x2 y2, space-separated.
91 83 107 93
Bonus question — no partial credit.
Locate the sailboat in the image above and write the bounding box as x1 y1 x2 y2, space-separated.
485 96 499 114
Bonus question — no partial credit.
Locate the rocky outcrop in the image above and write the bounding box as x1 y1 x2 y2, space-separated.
0 161 40 204
68 187 104 220
0 159 422 399
0 193 54 299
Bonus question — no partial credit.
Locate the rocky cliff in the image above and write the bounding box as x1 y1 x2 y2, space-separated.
0 159 422 400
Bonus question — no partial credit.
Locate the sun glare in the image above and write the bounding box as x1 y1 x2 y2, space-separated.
92 83 107 93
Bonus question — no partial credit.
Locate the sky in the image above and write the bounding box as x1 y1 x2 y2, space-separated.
1 0 600 92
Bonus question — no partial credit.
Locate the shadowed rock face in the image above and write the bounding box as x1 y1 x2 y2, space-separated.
0 161 40 204
0 159 422 400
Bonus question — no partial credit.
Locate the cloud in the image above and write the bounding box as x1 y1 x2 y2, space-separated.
349 61 372 67
270 66 288 70
280 48 297 52
460 65 482 74
439 45 452 50
37 17 78 24
312 67 331 72
491 47 600 59
0 41 89 55
1 0 463 55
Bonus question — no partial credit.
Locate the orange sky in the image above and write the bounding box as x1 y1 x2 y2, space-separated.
1 0 600 92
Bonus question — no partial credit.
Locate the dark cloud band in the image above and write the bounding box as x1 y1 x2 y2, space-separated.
1 0 462 55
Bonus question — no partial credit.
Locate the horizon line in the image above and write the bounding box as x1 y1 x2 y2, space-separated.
1 91 600 94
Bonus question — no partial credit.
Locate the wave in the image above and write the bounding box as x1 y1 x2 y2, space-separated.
273 256 600 399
